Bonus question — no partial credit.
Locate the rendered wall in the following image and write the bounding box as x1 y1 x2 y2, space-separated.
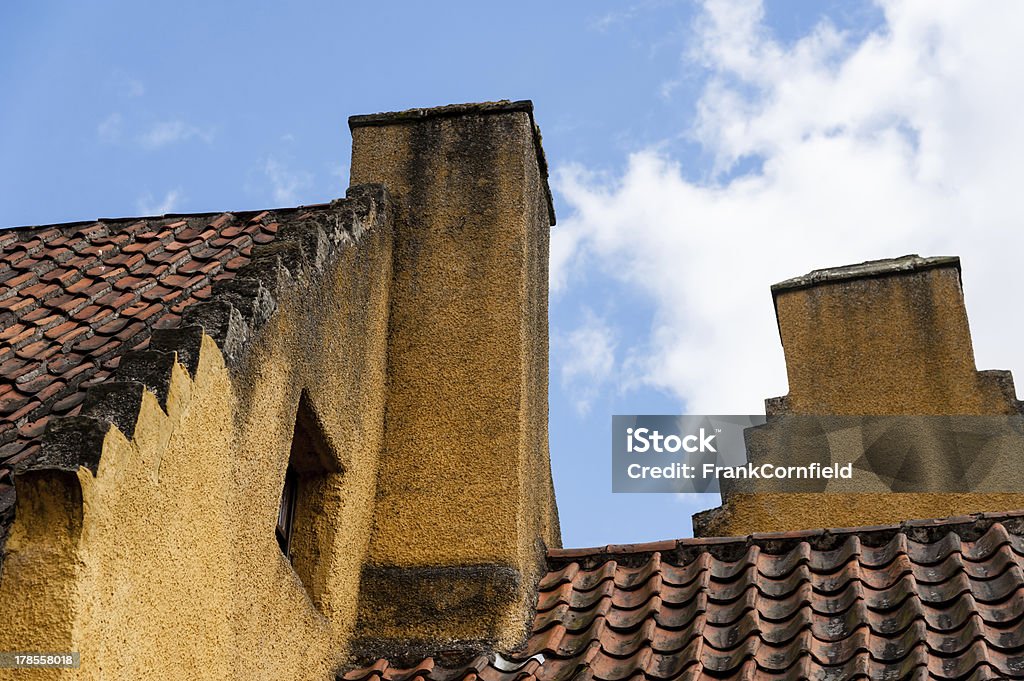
348 102 560 658
774 257 1017 416
0 190 394 680
694 255 1024 537
0 102 565 678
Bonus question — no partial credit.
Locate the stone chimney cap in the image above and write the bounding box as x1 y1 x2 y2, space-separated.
771 254 961 296
348 99 536 128
349 100 555 226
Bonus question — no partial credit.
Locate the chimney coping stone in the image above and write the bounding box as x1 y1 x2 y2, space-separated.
771 254 961 296
348 100 555 226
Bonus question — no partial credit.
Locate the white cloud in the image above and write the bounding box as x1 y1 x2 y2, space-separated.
136 189 181 216
589 0 680 32
108 71 145 98
138 120 214 149
559 310 617 415
123 78 145 98
97 113 123 143
263 156 313 205
553 0 1024 414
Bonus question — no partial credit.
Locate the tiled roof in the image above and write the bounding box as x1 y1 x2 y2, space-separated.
0 202 353 526
344 511 1024 681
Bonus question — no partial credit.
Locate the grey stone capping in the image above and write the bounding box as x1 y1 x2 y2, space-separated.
23 184 393 480
351 562 522 666
150 326 205 378
771 254 962 296
30 416 111 475
349 100 555 227
81 381 149 440
181 300 250 364
114 350 180 408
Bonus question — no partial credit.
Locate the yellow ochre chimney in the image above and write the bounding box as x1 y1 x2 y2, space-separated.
347 102 560 660
694 254 1024 537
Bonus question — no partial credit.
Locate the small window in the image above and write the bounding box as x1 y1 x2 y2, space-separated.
276 466 298 559
274 390 341 608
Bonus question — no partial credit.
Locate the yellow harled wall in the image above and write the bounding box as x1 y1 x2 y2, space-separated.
348 103 560 658
0 102 561 680
0 213 395 679
694 256 1024 537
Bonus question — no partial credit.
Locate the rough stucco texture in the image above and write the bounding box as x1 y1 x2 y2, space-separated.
695 261 1024 538
348 105 560 655
776 265 1015 416
694 491 1024 538
0 103 563 678
0 210 394 680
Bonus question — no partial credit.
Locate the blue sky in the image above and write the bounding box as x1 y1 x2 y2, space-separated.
4 1 1024 548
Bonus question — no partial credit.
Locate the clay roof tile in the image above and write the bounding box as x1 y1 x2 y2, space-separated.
0 207 296 496
341 512 1024 681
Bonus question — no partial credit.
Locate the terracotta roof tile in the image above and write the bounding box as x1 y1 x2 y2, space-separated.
0 187 389 537
0 203 368 507
343 512 1024 681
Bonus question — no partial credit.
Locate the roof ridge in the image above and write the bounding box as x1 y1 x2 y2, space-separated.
0 201 338 235
10 183 393 479
547 509 1024 565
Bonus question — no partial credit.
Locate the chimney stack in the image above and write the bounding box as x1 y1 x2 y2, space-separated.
694 255 1024 537
771 255 1019 416
347 102 560 659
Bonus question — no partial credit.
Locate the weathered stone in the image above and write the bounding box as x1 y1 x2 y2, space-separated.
33 415 111 474
81 381 148 440
115 350 178 408
349 99 559 653
695 254 1024 537
150 325 205 377
182 300 250 363
350 563 522 665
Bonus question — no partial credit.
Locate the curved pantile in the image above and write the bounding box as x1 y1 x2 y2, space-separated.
344 511 1024 681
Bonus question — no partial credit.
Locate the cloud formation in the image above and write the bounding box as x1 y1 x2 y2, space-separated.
97 113 123 143
559 310 618 415
138 120 214 149
262 156 313 206
136 189 181 216
553 0 1024 414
